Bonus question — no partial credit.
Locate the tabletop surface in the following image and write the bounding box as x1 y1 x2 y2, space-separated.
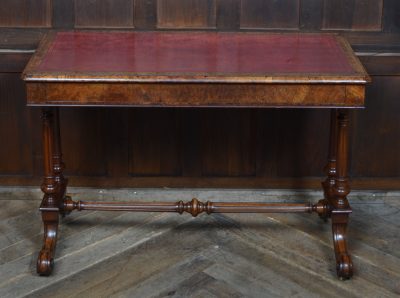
23 31 369 84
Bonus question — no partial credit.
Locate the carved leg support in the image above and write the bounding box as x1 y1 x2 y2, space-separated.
323 110 338 194
332 210 352 279
37 211 59 275
319 109 338 220
321 109 353 279
332 110 353 279
52 108 68 215
37 108 60 276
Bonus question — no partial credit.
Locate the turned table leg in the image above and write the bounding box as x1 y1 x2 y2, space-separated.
52 108 69 215
322 110 338 202
331 109 353 279
37 108 62 275
320 109 353 279
319 109 338 220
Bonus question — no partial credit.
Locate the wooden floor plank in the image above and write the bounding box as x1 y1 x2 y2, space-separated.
210 239 354 296
0 213 192 297
164 271 243 298
29 219 217 298
220 214 399 297
113 250 215 297
1 188 400 298
263 205 400 280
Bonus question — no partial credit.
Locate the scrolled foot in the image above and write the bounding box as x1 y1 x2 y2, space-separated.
331 211 353 280
37 210 59 276
37 249 54 276
336 253 353 280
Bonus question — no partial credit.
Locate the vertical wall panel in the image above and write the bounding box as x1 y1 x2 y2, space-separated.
240 0 300 29
255 110 279 177
53 0 75 28
0 74 33 175
276 110 330 177
216 0 240 30
201 110 256 177
0 0 51 27
129 109 181 176
1 0 400 188
157 0 216 28
61 108 108 176
134 0 157 29
383 0 400 33
75 0 135 28
322 0 383 31
351 77 400 177
300 0 324 31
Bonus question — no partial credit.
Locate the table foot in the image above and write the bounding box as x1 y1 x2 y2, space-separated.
336 253 353 280
37 210 59 276
332 211 353 280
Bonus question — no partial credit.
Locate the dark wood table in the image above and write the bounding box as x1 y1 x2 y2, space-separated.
23 31 370 279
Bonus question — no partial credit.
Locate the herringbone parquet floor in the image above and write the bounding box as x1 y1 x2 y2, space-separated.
1 188 399 297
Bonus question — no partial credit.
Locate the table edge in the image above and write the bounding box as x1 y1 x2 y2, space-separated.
22 30 371 85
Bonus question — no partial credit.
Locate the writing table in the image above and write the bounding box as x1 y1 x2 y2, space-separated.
22 31 370 279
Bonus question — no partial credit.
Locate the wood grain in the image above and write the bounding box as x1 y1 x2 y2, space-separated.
1 0 400 190
134 0 157 29
157 0 216 29
75 0 135 28
240 0 300 29
25 82 366 107
383 0 400 33
0 53 32 73
216 0 240 30
1 189 399 296
0 0 51 28
53 0 75 28
60 108 108 176
201 109 256 176
0 74 33 176
276 109 330 177
128 108 181 176
322 0 383 31
351 76 400 177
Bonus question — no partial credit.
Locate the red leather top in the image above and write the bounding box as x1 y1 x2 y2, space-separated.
37 32 356 75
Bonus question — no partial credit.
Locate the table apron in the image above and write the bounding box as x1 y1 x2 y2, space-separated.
26 82 365 108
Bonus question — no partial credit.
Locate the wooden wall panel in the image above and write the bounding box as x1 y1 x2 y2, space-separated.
128 109 181 176
0 53 32 73
134 0 157 29
383 0 400 33
276 110 330 177
240 0 299 29
0 0 51 27
157 0 216 28
201 110 256 176
181 109 202 177
75 0 135 28
0 74 33 175
255 110 280 177
351 76 400 177
1 0 400 189
299 0 324 31
216 0 240 30
60 108 108 176
53 0 75 28
322 0 383 31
